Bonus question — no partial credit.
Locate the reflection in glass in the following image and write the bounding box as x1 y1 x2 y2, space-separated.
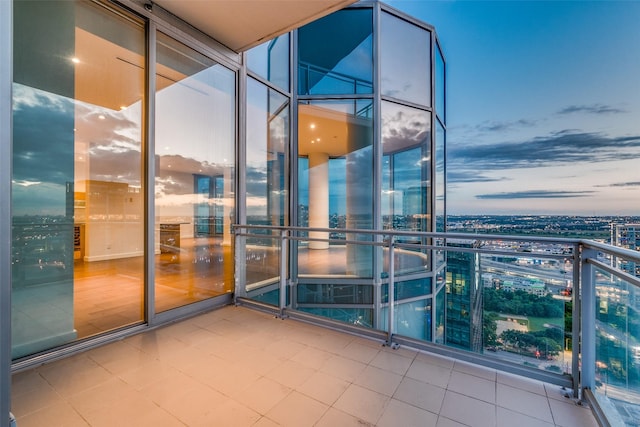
436 44 445 122
382 102 431 275
381 299 432 341
154 33 235 313
12 0 144 358
298 9 373 95
595 272 640 412
245 78 289 289
436 121 445 233
247 34 290 92
381 12 430 105
297 99 374 277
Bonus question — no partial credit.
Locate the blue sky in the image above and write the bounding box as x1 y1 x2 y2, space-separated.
388 0 640 215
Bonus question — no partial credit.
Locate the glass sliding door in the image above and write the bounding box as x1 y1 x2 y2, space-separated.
12 0 145 357
154 32 236 313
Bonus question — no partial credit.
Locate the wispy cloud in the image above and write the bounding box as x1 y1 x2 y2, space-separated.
476 190 595 200
595 181 640 188
476 119 538 133
448 170 509 184
558 103 627 115
448 130 640 171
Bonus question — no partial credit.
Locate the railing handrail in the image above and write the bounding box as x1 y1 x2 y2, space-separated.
232 224 583 246
582 238 640 263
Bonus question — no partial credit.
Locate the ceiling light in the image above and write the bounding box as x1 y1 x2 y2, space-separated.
98 115 105 120
71 57 80 64
310 123 316 130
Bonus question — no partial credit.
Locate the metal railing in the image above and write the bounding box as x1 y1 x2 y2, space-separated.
233 224 640 426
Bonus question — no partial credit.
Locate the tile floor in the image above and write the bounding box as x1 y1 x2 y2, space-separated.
11 305 598 427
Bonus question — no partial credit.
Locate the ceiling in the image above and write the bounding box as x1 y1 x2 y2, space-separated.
153 0 358 52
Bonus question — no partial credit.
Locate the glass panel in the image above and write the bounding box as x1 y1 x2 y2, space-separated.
12 0 144 358
382 278 432 303
478 241 572 373
436 120 445 233
381 299 432 341
245 78 289 290
382 102 431 275
298 9 373 95
298 100 374 277
298 307 373 328
594 269 640 426
247 34 290 92
154 33 235 313
436 43 445 122
297 284 373 304
381 12 430 105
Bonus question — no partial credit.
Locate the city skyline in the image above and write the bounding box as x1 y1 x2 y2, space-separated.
390 0 640 216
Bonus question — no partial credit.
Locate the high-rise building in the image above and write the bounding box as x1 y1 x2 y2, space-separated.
0 2 445 420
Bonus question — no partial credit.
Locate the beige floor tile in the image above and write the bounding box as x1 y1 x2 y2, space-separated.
497 371 547 396
265 359 316 389
436 416 468 427
85 340 151 375
406 358 452 388
448 370 496 404
290 345 333 370
11 380 65 418
192 398 261 427
252 416 282 427
235 376 292 415
337 340 381 364
205 362 262 397
316 407 374 426
393 377 446 414
297 371 350 405
544 383 574 402
117 358 179 390
353 364 403 396
499 406 556 427
266 390 329 427
440 390 497 427
68 377 140 415
416 351 455 369
38 355 114 398
320 354 367 382
377 398 439 427
14 401 89 427
333 383 390 425
548 399 599 427
453 360 497 381
80 392 183 427
369 349 414 376
497 383 553 423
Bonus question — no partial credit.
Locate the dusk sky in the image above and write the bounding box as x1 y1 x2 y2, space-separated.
388 0 640 216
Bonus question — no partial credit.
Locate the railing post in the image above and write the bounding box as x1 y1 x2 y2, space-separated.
385 237 399 349
571 243 581 398
581 247 598 394
278 229 288 319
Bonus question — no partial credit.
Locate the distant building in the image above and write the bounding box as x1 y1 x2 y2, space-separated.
610 223 640 309
446 239 483 352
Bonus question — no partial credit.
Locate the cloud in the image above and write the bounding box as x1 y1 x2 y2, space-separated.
595 181 640 188
476 119 538 133
448 170 509 184
448 130 640 171
476 190 595 200
558 103 627 115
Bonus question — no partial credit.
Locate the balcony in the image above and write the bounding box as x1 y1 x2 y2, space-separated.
12 305 597 427
10 226 640 426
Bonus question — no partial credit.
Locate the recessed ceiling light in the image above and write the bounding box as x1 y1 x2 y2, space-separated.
310 123 316 130
71 57 80 64
98 115 105 120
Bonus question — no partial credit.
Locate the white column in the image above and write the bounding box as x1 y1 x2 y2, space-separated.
308 152 329 249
